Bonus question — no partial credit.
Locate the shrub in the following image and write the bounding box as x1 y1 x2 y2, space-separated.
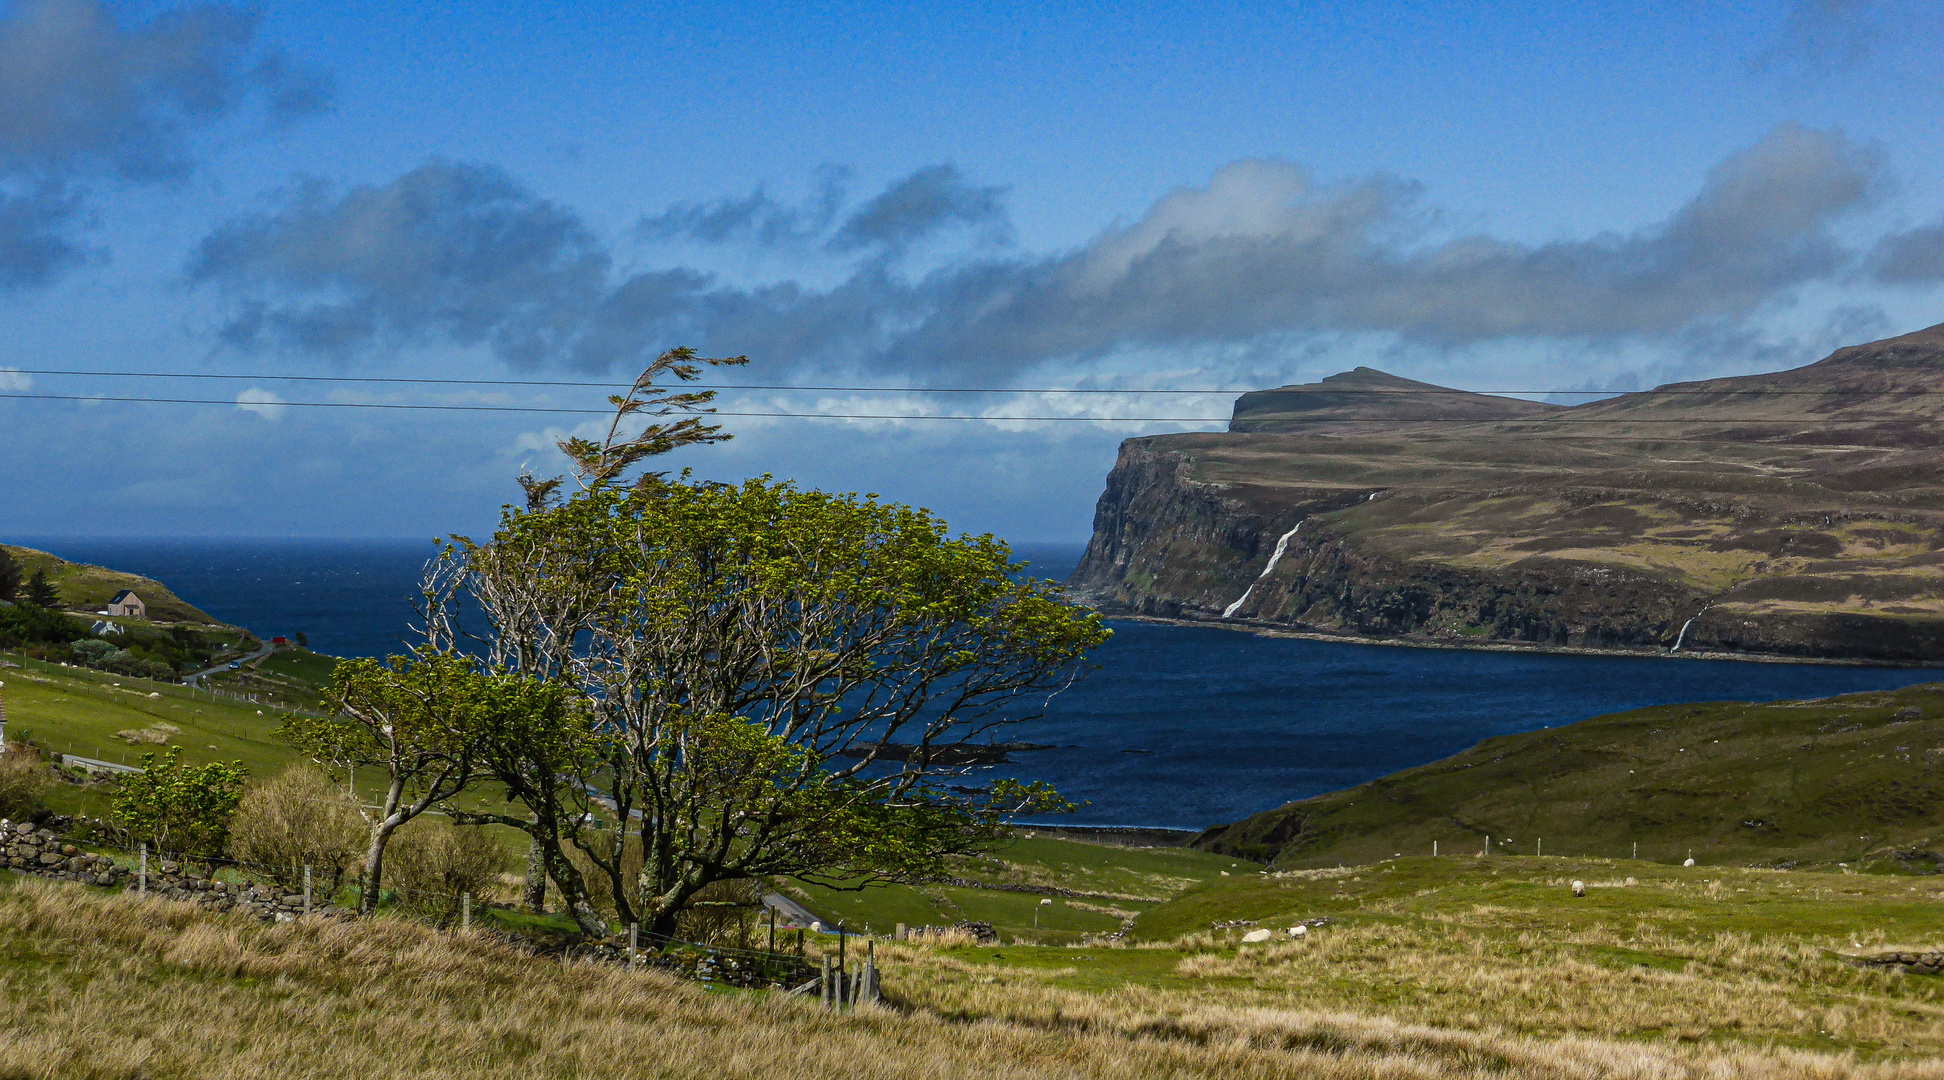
70 639 114 666
0 748 51 819
110 747 247 865
227 765 366 893
672 877 765 948
384 817 511 927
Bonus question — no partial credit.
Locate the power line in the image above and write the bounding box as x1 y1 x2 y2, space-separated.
3 390 1941 424
10 366 1944 395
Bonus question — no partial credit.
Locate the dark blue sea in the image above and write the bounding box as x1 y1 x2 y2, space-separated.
18 537 1942 830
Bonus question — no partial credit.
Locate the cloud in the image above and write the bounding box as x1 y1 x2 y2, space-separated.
637 165 850 248
0 365 31 391
1750 0 1880 77
1868 220 1944 283
195 125 1887 383
827 164 1008 253
190 162 611 367
235 387 285 419
0 0 331 288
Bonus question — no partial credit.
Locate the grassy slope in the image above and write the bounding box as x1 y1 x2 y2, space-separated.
783 835 1245 944
6 858 1944 1076
2 544 221 624
1197 682 1944 870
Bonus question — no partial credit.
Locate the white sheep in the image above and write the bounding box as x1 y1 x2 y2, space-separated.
1571 880 1585 897
1287 924 1308 938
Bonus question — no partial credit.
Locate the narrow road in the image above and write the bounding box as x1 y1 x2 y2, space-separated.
764 892 821 929
184 640 277 684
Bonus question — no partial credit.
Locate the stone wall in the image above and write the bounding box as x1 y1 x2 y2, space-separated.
1 819 339 921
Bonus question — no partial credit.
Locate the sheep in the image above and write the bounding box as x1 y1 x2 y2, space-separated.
1571 879 1586 897
1287 925 1308 938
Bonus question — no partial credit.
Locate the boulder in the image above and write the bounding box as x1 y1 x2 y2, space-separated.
1241 928 1273 943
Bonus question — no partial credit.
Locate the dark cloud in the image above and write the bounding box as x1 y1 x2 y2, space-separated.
190 162 610 367
637 165 850 248
196 126 1888 381
0 0 331 288
1868 220 1944 283
0 182 87 288
828 164 1008 253
1749 0 1880 77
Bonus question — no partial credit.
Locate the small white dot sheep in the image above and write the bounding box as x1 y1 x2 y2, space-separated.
1287 925 1308 938
1571 880 1585 897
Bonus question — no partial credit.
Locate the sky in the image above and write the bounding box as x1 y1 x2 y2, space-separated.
4 0 1944 544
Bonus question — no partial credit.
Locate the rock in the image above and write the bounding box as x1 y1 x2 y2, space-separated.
1894 706 1922 720
38 853 62 866
1241 928 1273 943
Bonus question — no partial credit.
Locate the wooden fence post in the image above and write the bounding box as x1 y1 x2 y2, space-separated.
303 865 312 915
462 892 471 932
821 954 833 1008
629 922 638 968
139 843 147 897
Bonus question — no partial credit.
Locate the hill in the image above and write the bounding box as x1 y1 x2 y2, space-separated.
1193 681 1944 870
2 544 221 625
1069 321 1944 662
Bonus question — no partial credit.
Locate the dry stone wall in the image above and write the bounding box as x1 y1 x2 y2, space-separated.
2 819 340 921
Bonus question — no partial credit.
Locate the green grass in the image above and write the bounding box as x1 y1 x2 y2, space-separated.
2 544 220 624
1200 682 1944 871
783 834 1245 944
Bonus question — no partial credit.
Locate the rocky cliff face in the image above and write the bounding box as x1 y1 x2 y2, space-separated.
1068 324 1944 663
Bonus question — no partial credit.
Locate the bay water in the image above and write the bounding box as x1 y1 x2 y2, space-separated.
21 537 1940 830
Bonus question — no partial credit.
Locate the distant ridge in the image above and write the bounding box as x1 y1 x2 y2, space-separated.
1071 319 1944 664
1229 367 1560 430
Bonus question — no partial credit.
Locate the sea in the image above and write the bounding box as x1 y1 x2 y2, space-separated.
20 537 1944 831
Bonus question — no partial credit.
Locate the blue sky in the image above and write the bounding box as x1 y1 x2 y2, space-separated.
4 0 1944 543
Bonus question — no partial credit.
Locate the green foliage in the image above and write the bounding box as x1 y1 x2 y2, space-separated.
22 570 58 610
458 470 1112 933
0 548 18 603
529 346 748 505
111 746 248 864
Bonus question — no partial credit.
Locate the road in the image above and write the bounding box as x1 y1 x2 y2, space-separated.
184 640 277 684
764 892 821 930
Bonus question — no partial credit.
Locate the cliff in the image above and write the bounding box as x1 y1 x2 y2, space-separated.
1068 323 1944 662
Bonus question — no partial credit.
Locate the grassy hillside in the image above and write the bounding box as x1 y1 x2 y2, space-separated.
2 543 222 625
5 854 1944 1076
1196 682 1944 870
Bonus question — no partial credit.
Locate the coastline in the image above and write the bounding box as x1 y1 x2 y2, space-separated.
1094 612 1944 670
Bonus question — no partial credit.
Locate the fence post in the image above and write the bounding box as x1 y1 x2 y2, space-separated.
303 865 312 915
462 892 471 932
821 954 833 1008
629 922 638 968
863 938 878 1006
837 921 846 1013
895 922 906 942
139 842 147 897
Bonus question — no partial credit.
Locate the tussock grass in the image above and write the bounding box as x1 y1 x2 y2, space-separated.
6 877 1944 1079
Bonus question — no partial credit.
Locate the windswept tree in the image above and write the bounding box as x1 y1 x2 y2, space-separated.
281 652 562 913
451 475 1109 937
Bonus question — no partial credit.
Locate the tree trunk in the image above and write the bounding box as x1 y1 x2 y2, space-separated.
358 775 409 915
523 830 547 913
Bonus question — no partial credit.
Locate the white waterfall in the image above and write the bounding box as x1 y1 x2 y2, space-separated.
1223 521 1304 619
1670 617 1696 652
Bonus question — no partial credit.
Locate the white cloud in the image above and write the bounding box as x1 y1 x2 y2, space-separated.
0 366 29 391
236 387 286 420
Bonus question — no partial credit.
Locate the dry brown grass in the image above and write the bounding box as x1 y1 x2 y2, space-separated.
4 879 1944 1079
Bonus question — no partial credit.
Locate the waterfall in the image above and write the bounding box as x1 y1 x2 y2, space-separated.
1670 604 1709 652
1223 521 1304 619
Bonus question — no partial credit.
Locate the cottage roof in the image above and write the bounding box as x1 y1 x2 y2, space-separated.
110 590 139 604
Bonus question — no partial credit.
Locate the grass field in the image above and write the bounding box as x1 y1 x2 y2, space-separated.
1 544 219 624
5 851 1944 1078
1199 682 1944 872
